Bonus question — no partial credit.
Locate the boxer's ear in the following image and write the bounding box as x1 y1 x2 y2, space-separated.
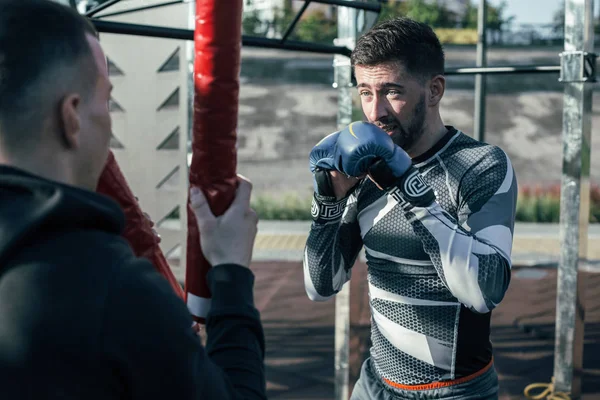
427 75 445 107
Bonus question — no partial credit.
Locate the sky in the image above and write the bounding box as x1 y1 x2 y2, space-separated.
485 0 600 25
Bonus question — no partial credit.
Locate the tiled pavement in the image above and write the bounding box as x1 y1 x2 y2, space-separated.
252 261 600 400
183 222 600 399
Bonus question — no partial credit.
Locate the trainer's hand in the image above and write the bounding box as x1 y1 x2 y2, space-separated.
190 175 258 268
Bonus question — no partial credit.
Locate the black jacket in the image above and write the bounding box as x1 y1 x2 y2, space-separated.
0 166 266 399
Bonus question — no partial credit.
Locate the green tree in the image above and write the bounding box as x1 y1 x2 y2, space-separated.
552 2 565 35
242 11 265 36
378 0 405 22
404 0 454 28
380 0 460 28
551 1 600 36
461 1 514 43
272 2 297 38
242 0 267 36
270 5 337 44
463 0 514 30
295 9 337 44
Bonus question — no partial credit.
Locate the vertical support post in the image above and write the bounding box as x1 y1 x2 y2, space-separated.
473 0 487 142
181 0 196 282
554 0 595 397
333 6 357 399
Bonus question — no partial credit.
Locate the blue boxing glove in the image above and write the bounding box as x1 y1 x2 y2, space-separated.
335 121 435 209
309 131 340 198
308 131 358 223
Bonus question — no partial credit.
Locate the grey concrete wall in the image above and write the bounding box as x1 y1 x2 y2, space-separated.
236 46 600 199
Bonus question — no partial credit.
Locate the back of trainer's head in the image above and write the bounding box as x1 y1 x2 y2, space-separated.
351 17 445 82
0 0 99 154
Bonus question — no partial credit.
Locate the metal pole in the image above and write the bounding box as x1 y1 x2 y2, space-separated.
311 0 381 12
554 0 595 397
94 0 183 19
90 20 353 56
181 0 195 294
334 7 357 399
473 0 487 142
445 65 560 75
85 0 123 17
186 0 195 158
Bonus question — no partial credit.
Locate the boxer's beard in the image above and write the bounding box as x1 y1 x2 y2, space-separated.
377 94 427 151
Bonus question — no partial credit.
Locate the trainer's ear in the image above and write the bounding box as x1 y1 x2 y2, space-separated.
428 75 445 107
58 93 82 149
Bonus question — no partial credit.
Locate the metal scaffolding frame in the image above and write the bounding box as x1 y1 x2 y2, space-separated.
554 1 595 396
75 0 595 398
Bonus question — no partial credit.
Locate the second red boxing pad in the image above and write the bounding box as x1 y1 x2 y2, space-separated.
97 151 184 299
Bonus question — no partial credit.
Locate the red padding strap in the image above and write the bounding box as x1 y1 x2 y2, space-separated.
97 151 184 299
185 0 243 322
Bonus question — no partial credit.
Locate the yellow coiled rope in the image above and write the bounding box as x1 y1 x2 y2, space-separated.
524 377 572 400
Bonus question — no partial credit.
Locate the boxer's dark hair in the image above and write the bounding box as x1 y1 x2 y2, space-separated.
351 17 445 81
0 0 98 152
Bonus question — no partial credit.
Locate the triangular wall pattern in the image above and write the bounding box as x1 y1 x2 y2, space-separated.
156 205 180 228
157 126 180 150
109 97 125 112
156 166 180 189
158 47 180 73
107 57 125 76
110 133 124 149
157 87 179 111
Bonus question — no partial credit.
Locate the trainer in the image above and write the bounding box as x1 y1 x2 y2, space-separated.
304 17 517 399
0 1 265 399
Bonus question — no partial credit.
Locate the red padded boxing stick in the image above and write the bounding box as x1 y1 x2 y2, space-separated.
184 0 243 323
97 151 185 299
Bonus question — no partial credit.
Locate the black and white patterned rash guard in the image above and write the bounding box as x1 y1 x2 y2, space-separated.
303 126 518 387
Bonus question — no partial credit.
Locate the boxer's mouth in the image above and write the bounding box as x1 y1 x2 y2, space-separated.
380 125 397 135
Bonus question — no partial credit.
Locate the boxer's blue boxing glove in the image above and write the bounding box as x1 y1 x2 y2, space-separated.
309 131 340 198
308 131 355 223
335 121 436 209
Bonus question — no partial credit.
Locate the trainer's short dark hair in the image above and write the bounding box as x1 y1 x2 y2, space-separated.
0 0 99 151
351 17 445 81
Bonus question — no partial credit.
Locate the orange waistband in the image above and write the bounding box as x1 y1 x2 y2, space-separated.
382 358 494 391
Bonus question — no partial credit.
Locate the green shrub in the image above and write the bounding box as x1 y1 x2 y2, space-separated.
433 28 478 45
515 195 537 223
515 183 600 223
251 194 313 221
168 184 600 223
247 183 600 223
